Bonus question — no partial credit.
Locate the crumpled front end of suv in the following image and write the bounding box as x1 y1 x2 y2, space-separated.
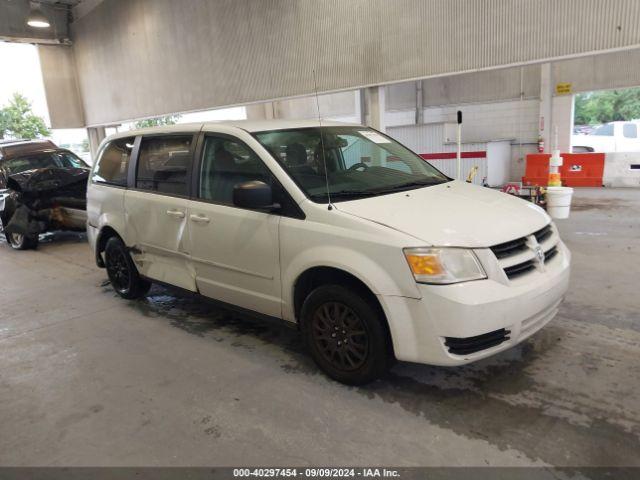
0 168 89 240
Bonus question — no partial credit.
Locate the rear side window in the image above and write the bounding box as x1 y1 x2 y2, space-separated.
593 124 614 136
92 137 134 186
623 123 637 139
136 135 193 196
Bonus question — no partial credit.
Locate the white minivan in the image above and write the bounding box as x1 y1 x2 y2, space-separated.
87 120 570 384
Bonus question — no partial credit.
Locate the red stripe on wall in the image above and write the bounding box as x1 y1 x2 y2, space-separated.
419 151 487 160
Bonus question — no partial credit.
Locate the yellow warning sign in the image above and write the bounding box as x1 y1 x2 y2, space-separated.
556 83 572 95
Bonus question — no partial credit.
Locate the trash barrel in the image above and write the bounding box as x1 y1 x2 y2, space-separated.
546 186 574 219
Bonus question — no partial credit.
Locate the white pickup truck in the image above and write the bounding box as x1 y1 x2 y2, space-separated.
572 120 640 152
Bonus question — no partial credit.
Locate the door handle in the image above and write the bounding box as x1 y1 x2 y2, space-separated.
190 214 210 224
166 209 185 219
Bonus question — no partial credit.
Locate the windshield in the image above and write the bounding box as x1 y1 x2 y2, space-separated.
253 127 449 202
1 151 88 176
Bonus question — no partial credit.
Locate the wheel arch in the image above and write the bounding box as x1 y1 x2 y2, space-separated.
572 145 595 153
95 225 125 268
293 266 395 358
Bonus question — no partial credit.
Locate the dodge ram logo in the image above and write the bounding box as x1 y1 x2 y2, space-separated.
534 245 545 266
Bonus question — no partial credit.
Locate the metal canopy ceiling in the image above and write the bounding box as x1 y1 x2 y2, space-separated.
0 0 80 43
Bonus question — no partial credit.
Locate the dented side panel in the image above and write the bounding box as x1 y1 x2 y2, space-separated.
124 189 196 291
87 183 127 256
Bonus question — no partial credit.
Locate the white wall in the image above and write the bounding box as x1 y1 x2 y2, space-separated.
387 123 486 154
603 152 640 187
385 99 539 181
551 94 575 152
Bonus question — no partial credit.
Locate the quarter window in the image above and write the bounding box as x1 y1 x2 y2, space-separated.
136 135 193 195
593 124 614 136
199 136 271 204
92 137 134 186
623 123 637 139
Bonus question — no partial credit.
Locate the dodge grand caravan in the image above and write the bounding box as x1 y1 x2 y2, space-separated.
87 120 570 384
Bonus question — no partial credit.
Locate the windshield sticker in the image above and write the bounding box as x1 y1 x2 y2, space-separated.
358 131 391 144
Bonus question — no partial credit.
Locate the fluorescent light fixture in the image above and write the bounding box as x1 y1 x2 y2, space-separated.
26 3 51 28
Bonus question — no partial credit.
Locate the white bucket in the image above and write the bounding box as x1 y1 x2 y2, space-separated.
546 186 574 219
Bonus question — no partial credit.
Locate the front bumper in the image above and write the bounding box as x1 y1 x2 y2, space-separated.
379 241 571 366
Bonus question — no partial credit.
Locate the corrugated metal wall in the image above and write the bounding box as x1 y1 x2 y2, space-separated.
71 0 640 126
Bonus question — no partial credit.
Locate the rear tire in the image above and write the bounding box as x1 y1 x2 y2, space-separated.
104 236 151 299
5 232 39 250
301 285 390 385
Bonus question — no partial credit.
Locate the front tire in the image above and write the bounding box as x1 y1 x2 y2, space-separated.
6 232 39 250
104 236 151 299
301 285 390 385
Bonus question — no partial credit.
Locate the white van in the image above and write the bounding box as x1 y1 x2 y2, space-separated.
87 120 570 384
572 120 640 152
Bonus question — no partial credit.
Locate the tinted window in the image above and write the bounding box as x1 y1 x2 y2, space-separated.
593 124 614 136
136 136 193 195
199 136 271 205
92 138 134 186
623 123 637 139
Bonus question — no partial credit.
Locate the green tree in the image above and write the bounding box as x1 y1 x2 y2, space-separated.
134 114 181 129
574 87 640 125
0 93 50 139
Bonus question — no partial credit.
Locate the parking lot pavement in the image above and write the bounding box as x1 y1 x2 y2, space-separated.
0 188 639 467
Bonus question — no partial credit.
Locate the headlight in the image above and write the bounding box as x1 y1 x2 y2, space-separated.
403 247 486 284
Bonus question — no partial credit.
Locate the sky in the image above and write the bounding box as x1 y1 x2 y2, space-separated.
0 41 50 123
0 41 246 152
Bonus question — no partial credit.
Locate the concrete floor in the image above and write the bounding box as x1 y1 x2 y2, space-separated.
0 188 639 467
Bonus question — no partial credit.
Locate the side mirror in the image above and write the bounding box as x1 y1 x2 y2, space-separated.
233 180 280 210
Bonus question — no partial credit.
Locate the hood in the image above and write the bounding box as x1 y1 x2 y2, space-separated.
7 167 89 194
334 180 549 247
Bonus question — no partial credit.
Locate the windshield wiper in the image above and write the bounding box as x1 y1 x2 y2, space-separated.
372 178 447 194
309 190 380 201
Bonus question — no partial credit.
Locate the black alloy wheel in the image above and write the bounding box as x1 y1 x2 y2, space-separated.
310 301 369 372
106 243 131 294
104 236 151 299
301 284 390 385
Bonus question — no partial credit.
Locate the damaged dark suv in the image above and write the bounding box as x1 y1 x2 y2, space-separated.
0 140 90 250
